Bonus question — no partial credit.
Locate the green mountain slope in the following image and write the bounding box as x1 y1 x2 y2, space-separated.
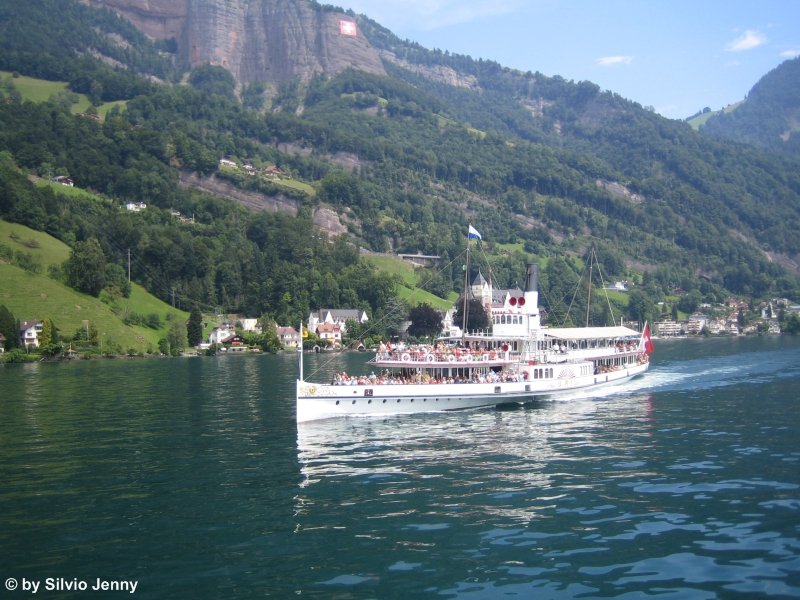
1 219 186 353
700 57 800 155
0 0 798 344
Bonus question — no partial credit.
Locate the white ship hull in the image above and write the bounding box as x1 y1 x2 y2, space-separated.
296 360 649 422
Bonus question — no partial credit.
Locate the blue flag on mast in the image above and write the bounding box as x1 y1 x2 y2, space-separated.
468 224 482 240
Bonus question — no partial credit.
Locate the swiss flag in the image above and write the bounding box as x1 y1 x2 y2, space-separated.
339 20 357 37
641 322 654 354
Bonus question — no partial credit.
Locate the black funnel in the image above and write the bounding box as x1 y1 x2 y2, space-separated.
524 264 539 292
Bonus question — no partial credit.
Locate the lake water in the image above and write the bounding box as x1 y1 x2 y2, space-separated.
1 336 799 598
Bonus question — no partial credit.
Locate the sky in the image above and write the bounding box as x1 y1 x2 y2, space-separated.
331 0 800 119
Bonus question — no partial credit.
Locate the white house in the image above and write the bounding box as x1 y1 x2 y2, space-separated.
315 323 342 346
125 201 147 212
277 326 301 349
208 325 235 345
238 318 261 333
19 320 43 348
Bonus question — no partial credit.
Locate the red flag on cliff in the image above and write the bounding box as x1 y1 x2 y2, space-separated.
641 322 654 354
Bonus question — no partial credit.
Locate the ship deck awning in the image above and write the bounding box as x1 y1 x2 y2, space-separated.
543 326 641 341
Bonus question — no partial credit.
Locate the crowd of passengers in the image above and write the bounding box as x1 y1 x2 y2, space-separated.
332 369 525 386
376 340 503 361
375 340 640 361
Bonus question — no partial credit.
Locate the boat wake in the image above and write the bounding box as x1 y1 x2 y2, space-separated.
563 341 800 403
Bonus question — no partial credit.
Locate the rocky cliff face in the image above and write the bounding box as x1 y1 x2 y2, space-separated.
84 0 386 84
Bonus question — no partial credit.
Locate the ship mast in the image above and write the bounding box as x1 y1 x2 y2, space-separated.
586 249 593 327
462 232 470 339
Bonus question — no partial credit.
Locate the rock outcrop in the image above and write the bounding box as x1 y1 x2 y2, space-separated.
83 0 386 84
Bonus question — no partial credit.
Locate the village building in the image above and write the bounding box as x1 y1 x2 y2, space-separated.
307 309 368 336
398 253 441 268
262 165 284 178
208 325 235 345
315 322 342 347
276 326 301 349
686 313 710 335
19 320 43 349
238 318 261 333
125 201 146 212
654 320 682 337
219 333 246 351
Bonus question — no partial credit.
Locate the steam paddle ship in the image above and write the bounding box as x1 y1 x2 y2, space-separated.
296 229 652 423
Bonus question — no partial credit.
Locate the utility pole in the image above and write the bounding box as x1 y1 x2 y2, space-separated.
127 248 131 282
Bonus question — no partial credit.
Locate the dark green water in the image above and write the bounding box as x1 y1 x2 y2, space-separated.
1 337 799 598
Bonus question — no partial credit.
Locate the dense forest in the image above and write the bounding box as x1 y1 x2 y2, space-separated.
1 0 800 346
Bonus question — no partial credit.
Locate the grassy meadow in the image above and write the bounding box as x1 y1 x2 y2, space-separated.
363 254 456 310
1 219 186 354
1 70 127 118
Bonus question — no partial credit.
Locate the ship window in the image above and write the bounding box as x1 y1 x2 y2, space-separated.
494 386 501 394
336 400 340 405
364 389 373 397
352 400 356 405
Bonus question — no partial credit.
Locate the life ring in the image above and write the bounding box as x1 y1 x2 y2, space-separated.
464 354 473 362
447 354 456 362
501 344 509 352
425 353 435 362
482 353 489 361
401 353 411 362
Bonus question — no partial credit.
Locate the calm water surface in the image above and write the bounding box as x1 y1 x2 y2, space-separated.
1 336 799 598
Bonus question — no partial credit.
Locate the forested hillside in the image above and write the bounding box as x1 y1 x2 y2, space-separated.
700 57 800 156
1 0 799 349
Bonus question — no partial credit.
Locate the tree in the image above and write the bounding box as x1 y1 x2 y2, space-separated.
342 319 370 348
166 319 186 356
626 288 653 325
187 305 203 347
188 65 236 99
407 303 443 338
454 298 490 332
256 317 282 353
39 318 52 347
0 304 18 350
64 237 107 296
